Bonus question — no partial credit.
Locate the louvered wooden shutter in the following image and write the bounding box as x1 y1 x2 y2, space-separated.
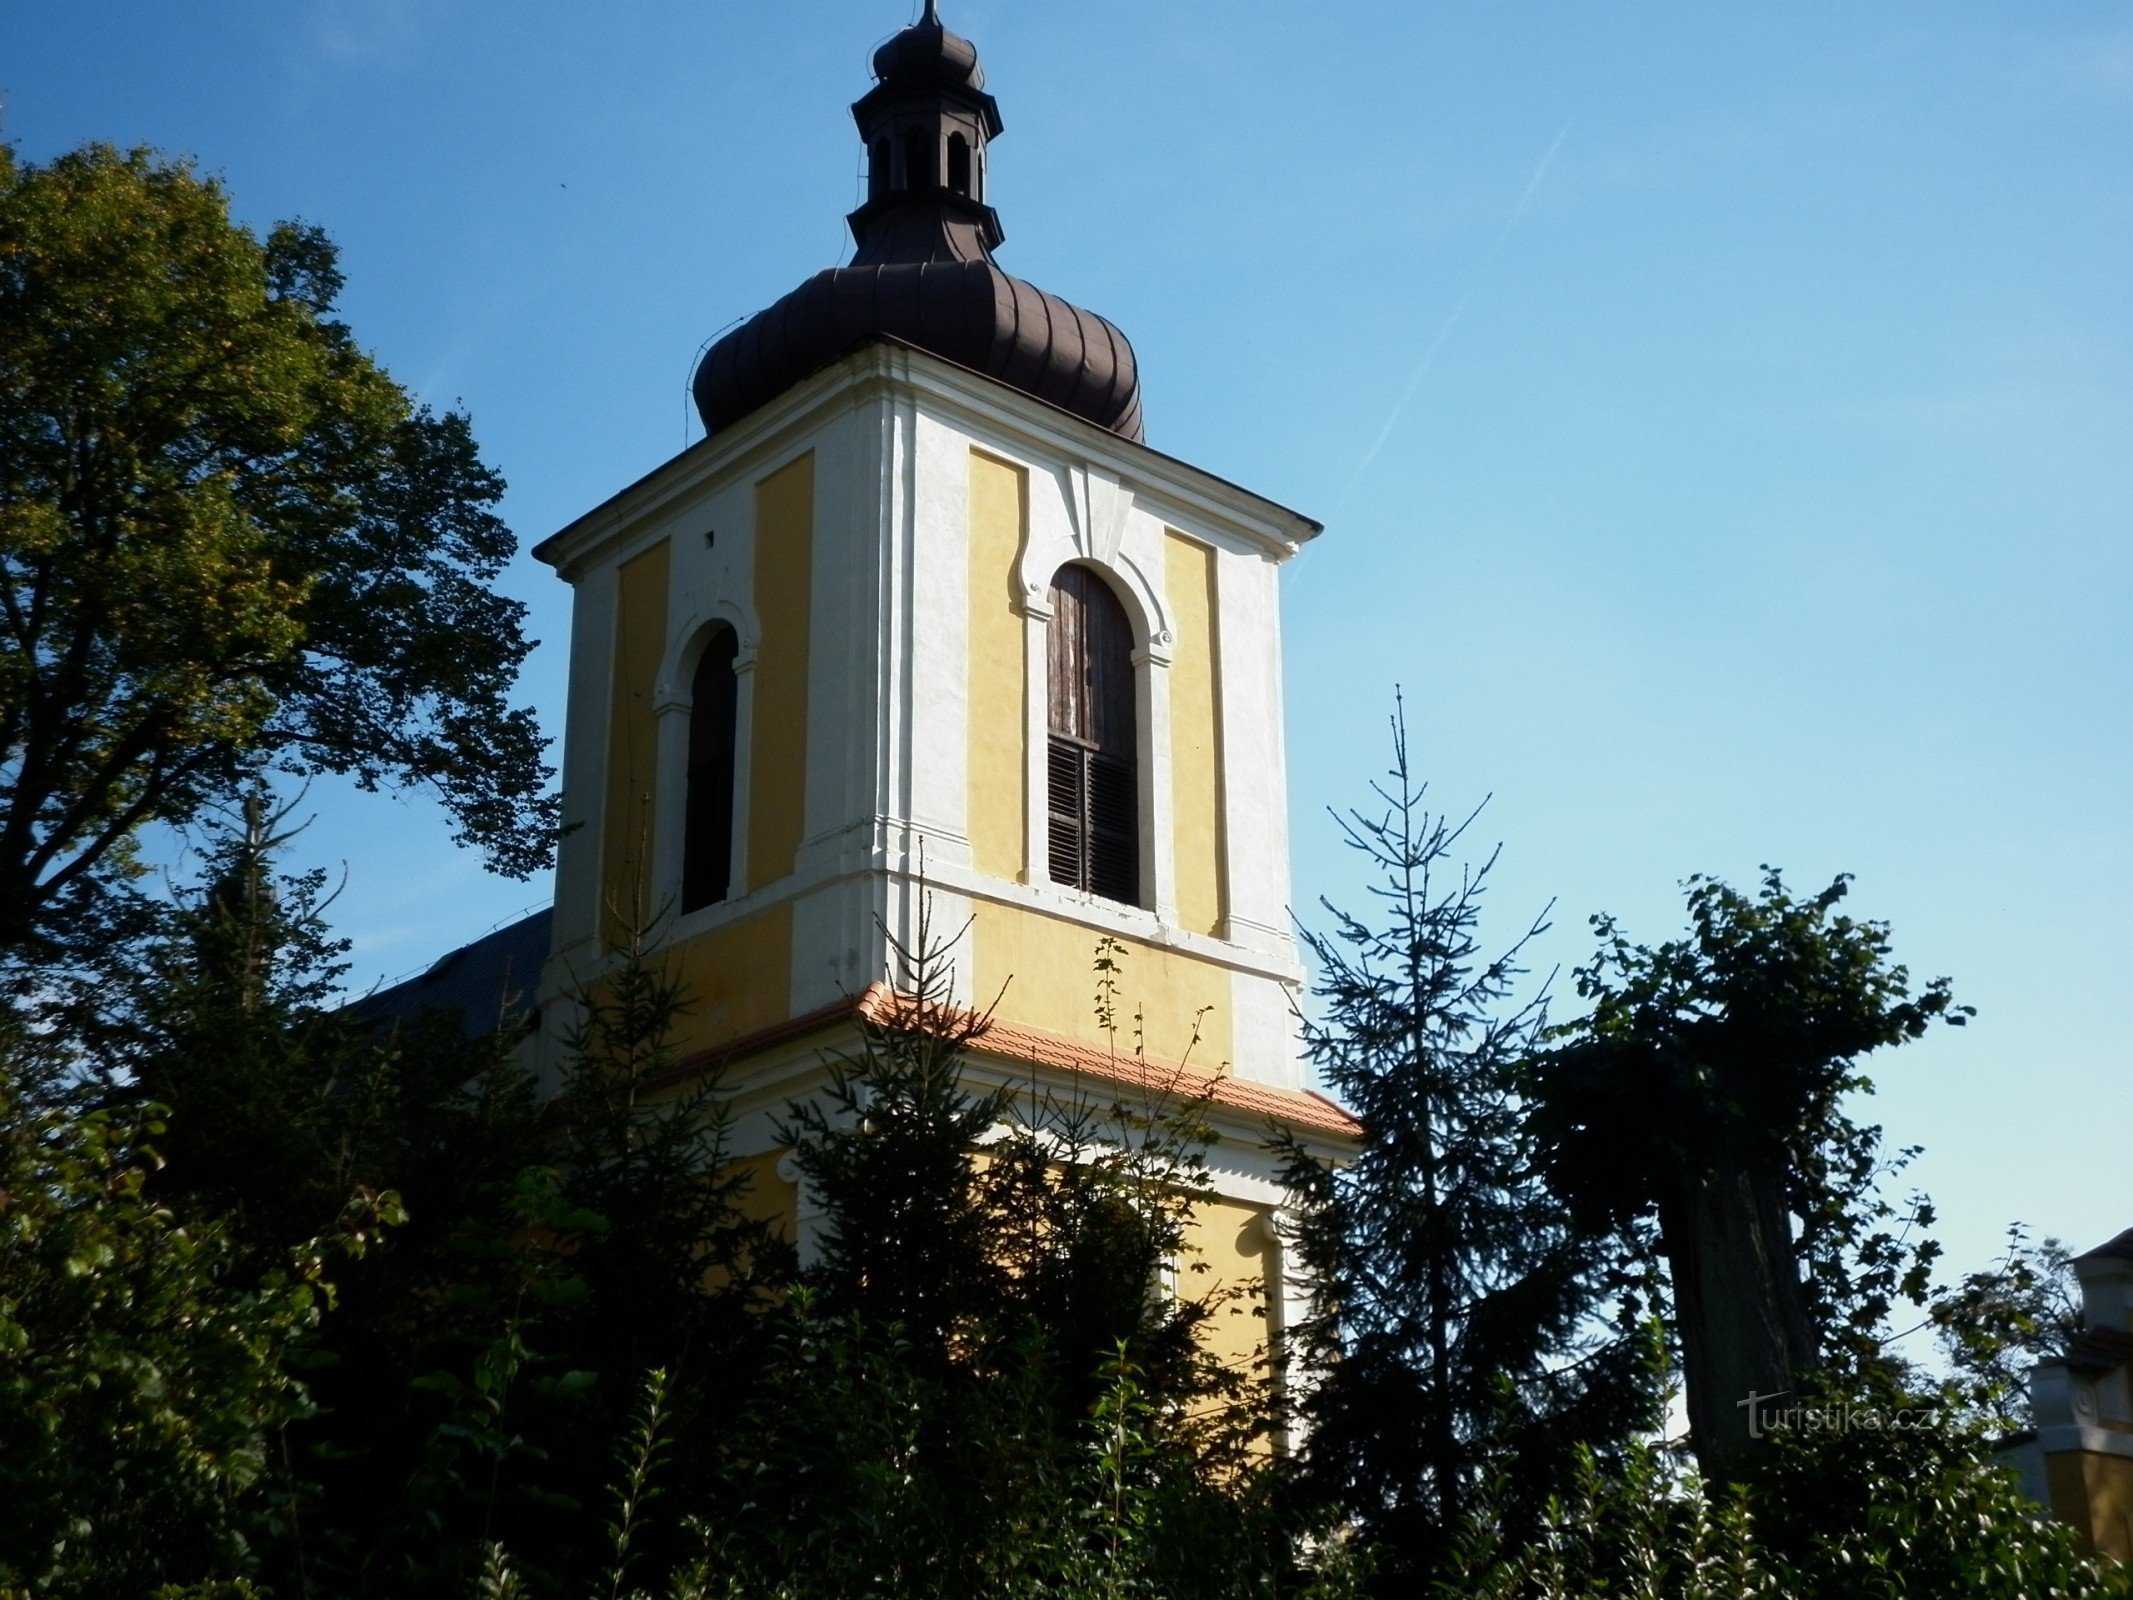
1086 750 1138 902
1045 566 1139 904
1047 736 1086 887
681 627 739 912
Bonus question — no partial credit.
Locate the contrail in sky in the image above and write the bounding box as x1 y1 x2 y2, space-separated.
1340 118 1576 503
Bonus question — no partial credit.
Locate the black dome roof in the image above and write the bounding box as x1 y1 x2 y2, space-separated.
691 5 1144 443
871 5 983 91
694 263 1142 441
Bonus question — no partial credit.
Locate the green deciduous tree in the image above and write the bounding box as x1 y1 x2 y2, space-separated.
5 788 567 1595
1433 1392 2133 1600
0 1053 394 1599
1930 1223 2082 1425
0 141 554 967
1528 870 1965 1482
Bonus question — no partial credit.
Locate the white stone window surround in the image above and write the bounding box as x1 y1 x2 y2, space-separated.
640 431 817 948
973 428 1294 974
970 435 1182 924
649 598 761 928
1020 577 1176 920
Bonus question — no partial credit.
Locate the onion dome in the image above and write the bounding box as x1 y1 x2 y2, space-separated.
870 0 983 90
692 3 1144 443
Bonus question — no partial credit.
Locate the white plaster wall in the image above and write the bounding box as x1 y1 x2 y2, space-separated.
905 408 974 865
796 397 880 877
786 400 889 1011
548 562 619 967
1229 968 1303 1090
1212 549 1294 957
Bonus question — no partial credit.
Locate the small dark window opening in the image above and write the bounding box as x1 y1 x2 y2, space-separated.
681 627 740 913
902 125 935 191
1046 565 1139 905
870 137 892 199
946 133 972 197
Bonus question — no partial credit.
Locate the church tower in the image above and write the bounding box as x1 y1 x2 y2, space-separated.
534 6 1355 1376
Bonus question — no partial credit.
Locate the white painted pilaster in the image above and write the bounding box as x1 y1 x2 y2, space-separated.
549 563 620 962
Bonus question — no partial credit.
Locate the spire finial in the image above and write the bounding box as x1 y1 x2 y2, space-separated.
692 4 1143 443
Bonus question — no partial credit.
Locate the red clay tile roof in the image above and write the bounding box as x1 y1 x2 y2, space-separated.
667 983 1361 1142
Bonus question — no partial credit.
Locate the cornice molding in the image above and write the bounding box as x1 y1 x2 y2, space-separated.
653 982 1360 1147
534 339 1322 581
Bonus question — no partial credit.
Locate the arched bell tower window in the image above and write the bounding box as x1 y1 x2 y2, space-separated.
681 626 740 912
1046 564 1139 905
946 132 972 197
902 125 935 191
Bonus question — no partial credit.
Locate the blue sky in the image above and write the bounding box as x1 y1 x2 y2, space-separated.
6 1 2127 1286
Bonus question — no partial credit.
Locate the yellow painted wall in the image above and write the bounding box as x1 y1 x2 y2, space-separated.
601 539 671 948
666 900 796 1056
1183 1195 1275 1386
1164 531 1227 938
968 451 1029 881
750 453 815 889
2048 1448 2133 1561
972 901 1233 1072
700 1142 1278 1418
727 1147 800 1247
679 1146 799 1292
